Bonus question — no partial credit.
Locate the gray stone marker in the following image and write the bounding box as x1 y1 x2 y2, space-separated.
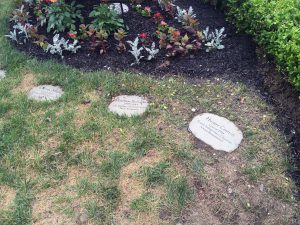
189 113 243 152
109 95 149 117
28 85 64 101
0 70 6 80
109 3 129 15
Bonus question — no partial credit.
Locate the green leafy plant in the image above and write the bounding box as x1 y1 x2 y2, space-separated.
45 0 83 33
114 28 127 52
89 4 124 34
225 0 300 90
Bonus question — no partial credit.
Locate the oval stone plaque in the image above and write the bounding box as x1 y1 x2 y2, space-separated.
28 85 64 101
0 70 6 80
109 95 149 117
189 113 243 152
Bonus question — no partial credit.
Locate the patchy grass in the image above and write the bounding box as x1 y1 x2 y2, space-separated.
0 0 298 224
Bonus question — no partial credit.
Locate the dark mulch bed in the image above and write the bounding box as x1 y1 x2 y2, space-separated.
11 0 300 194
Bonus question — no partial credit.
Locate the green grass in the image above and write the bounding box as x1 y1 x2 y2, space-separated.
130 192 154 212
0 0 298 224
138 161 170 186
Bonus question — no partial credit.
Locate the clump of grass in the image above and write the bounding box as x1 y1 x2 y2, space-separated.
0 102 11 118
243 159 274 181
242 146 259 160
76 178 120 206
100 151 129 179
269 184 295 203
101 185 120 207
128 127 160 158
130 192 154 212
85 200 111 224
166 176 192 211
0 182 34 225
138 161 170 186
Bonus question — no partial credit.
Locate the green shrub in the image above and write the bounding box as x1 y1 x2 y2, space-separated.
224 0 300 90
45 0 83 33
89 4 124 34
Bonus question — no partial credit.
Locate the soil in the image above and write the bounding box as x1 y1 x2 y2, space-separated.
11 0 300 197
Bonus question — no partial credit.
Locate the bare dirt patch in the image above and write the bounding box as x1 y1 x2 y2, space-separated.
32 166 91 225
74 104 90 129
12 73 35 94
0 185 16 210
103 128 134 152
114 150 164 224
184 152 296 225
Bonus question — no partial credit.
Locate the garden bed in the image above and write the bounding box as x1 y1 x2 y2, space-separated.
11 0 259 84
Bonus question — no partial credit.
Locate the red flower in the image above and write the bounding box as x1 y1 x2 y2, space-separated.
153 12 163 22
138 33 148 39
68 32 76 38
154 12 162 18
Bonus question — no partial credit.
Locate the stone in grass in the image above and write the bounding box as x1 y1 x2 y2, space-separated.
28 85 64 102
189 113 243 153
109 95 149 117
0 70 6 80
109 3 129 15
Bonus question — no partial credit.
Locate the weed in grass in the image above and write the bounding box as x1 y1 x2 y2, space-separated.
0 181 34 225
130 192 154 212
172 144 193 161
243 159 274 181
85 200 110 224
100 151 129 179
128 127 160 157
192 158 204 176
75 176 120 208
75 177 92 196
166 176 192 212
242 146 259 160
67 151 94 167
101 185 120 207
244 128 257 139
270 185 295 203
0 102 11 118
37 149 67 180
0 166 18 187
138 161 170 186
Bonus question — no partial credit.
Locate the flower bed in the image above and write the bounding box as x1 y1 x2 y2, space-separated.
7 0 227 71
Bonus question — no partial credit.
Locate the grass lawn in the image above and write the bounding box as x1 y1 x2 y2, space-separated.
0 0 298 224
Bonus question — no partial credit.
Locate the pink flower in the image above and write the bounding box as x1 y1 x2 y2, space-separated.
160 21 167 26
144 6 151 13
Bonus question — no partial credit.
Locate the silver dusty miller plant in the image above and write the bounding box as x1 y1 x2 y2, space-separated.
203 27 226 52
144 42 159 61
5 29 18 43
127 37 144 65
46 34 81 58
127 38 160 65
175 6 196 25
5 22 31 44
